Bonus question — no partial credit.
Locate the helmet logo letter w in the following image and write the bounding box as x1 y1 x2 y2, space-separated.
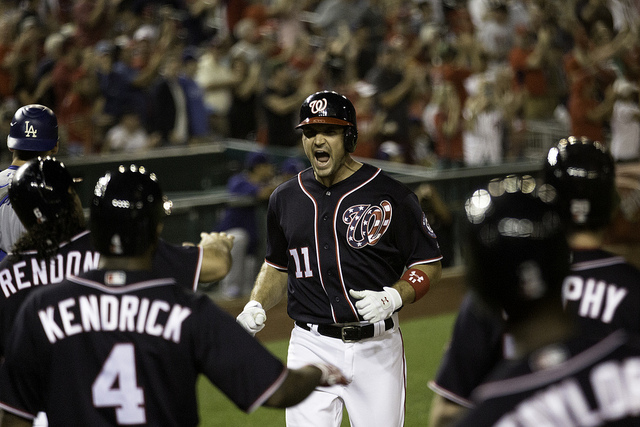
24 121 37 138
309 98 327 114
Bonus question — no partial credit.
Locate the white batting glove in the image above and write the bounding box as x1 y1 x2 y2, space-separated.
349 287 402 323
311 363 350 387
236 300 266 336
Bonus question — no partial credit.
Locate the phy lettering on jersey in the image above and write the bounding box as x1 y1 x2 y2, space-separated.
343 201 392 248
0 250 100 298
495 357 640 426
562 276 627 323
38 294 192 344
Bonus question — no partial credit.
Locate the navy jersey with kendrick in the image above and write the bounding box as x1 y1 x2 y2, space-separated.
0 230 203 356
0 269 286 426
266 163 442 324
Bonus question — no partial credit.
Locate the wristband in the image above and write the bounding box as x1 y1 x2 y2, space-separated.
401 268 430 301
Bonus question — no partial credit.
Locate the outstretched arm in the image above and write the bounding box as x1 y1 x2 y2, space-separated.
264 364 348 408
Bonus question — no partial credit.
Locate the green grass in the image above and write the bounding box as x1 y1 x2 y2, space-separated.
196 312 457 426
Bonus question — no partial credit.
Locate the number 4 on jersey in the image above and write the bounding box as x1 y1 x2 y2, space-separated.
92 343 146 425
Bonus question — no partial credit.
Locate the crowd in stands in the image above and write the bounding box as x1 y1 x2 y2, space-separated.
0 0 638 166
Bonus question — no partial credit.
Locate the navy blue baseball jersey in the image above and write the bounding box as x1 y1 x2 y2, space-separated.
563 249 640 339
456 330 640 426
0 230 203 355
265 164 442 324
0 269 286 425
429 293 506 407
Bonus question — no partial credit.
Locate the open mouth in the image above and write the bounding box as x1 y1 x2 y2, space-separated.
315 151 330 164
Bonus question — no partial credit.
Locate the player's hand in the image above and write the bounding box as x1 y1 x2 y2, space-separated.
311 363 350 387
236 300 266 336
349 287 402 323
199 232 234 252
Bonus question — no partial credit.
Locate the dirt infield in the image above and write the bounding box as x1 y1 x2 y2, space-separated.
212 266 467 342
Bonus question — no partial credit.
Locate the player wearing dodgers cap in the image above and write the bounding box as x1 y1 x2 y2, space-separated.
237 90 443 426
0 105 61 260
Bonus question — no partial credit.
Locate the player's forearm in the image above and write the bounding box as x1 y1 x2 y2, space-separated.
263 366 322 408
395 261 442 304
250 263 288 311
0 411 31 427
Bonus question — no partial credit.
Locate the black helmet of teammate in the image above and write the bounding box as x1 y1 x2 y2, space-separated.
464 175 570 322
91 165 170 257
296 91 358 152
7 104 59 151
9 156 75 229
543 136 616 230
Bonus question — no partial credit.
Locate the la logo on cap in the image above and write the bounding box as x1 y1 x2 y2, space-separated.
24 121 37 138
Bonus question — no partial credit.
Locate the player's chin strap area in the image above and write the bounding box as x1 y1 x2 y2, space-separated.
295 314 396 343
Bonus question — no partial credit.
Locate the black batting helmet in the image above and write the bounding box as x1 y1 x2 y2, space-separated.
296 91 358 152
91 165 170 257
464 175 570 322
543 136 616 230
7 104 59 152
9 157 75 229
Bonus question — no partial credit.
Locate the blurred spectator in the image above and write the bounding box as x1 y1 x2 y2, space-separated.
229 17 263 63
179 47 211 145
474 0 515 69
508 24 557 120
261 60 316 147
227 54 261 141
365 42 421 163
149 53 190 146
307 0 370 38
72 0 118 48
214 151 278 299
195 37 236 138
377 140 404 163
278 156 306 181
567 72 615 142
610 78 640 162
56 47 102 156
51 35 81 114
431 80 464 168
350 81 386 159
462 77 504 166
104 109 159 153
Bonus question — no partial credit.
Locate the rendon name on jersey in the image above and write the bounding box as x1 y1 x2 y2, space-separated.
0 230 203 356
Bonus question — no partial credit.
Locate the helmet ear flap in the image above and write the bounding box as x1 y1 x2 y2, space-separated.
344 126 358 152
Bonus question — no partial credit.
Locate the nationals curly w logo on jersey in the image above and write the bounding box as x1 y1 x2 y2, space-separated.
343 201 392 248
309 98 328 114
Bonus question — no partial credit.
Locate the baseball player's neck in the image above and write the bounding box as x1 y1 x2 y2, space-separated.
314 156 362 187
568 229 605 250
507 305 575 358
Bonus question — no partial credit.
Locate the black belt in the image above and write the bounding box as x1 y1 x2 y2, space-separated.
295 318 394 342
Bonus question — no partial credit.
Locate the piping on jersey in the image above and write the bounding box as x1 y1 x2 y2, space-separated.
298 168 383 323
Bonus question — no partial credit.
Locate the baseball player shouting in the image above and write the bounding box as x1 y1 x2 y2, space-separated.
237 90 443 426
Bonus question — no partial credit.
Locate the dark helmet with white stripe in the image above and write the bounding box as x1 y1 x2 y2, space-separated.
91 165 171 257
9 156 75 229
464 175 570 322
543 136 616 230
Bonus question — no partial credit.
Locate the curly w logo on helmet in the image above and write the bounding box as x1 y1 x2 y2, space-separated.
309 98 328 114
